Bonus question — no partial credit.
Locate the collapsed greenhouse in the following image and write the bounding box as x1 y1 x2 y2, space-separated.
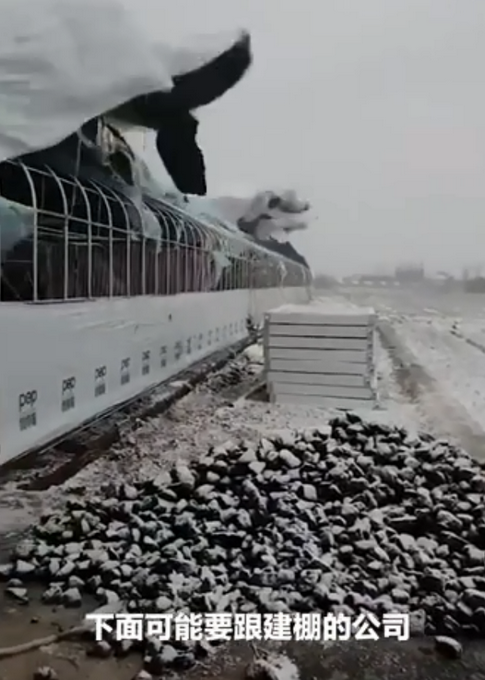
0 3 312 465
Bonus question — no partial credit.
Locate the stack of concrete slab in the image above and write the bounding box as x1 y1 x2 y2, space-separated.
264 300 377 409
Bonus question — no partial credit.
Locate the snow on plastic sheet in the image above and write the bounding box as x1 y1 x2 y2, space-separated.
0 0 169 162
155 28 248 79
0 0 245 163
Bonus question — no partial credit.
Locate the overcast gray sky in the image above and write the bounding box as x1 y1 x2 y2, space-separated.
137 0 485 277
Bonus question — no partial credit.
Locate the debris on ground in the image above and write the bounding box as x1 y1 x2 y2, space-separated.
204 348 262 394
244 643 299 680
434 636 463 660
0 341 266 546
242 344 264 365
33 667 59 680
1 411 484 672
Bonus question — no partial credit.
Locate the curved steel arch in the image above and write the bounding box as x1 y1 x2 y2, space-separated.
0 158 312 302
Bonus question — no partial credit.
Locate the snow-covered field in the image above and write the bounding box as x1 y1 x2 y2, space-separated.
2 284 485 543
397 317 485 432
343 284 485 434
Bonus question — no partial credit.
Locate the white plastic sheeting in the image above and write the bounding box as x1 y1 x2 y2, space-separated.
0 0 244 164
0 197 36 254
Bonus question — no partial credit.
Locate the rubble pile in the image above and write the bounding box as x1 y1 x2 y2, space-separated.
2 412 485 667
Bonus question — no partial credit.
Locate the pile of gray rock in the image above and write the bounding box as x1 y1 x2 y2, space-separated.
2 412 485 669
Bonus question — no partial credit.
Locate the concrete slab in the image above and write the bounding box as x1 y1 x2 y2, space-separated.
267 300 376 326
267 371 369 387
267 336 371 350
270 392 376 409
270 382 375 399
269 358 370 374
268 323 372 338
267 348 369 362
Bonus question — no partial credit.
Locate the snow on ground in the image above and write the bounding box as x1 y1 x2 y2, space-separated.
397 315 485 434
0 324 424 541
342 285 485 431
456 319 485 347
53 333 423 492
6 287 485 543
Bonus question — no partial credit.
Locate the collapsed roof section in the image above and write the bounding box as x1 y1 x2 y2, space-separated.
0 0 251 165
185 191 311 268
0 119 311 301
0 0 311 300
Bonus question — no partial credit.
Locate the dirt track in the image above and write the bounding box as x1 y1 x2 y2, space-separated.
377 319 485 462
1 590 484 680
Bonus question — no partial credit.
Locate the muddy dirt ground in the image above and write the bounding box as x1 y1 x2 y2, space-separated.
0 587 484 680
